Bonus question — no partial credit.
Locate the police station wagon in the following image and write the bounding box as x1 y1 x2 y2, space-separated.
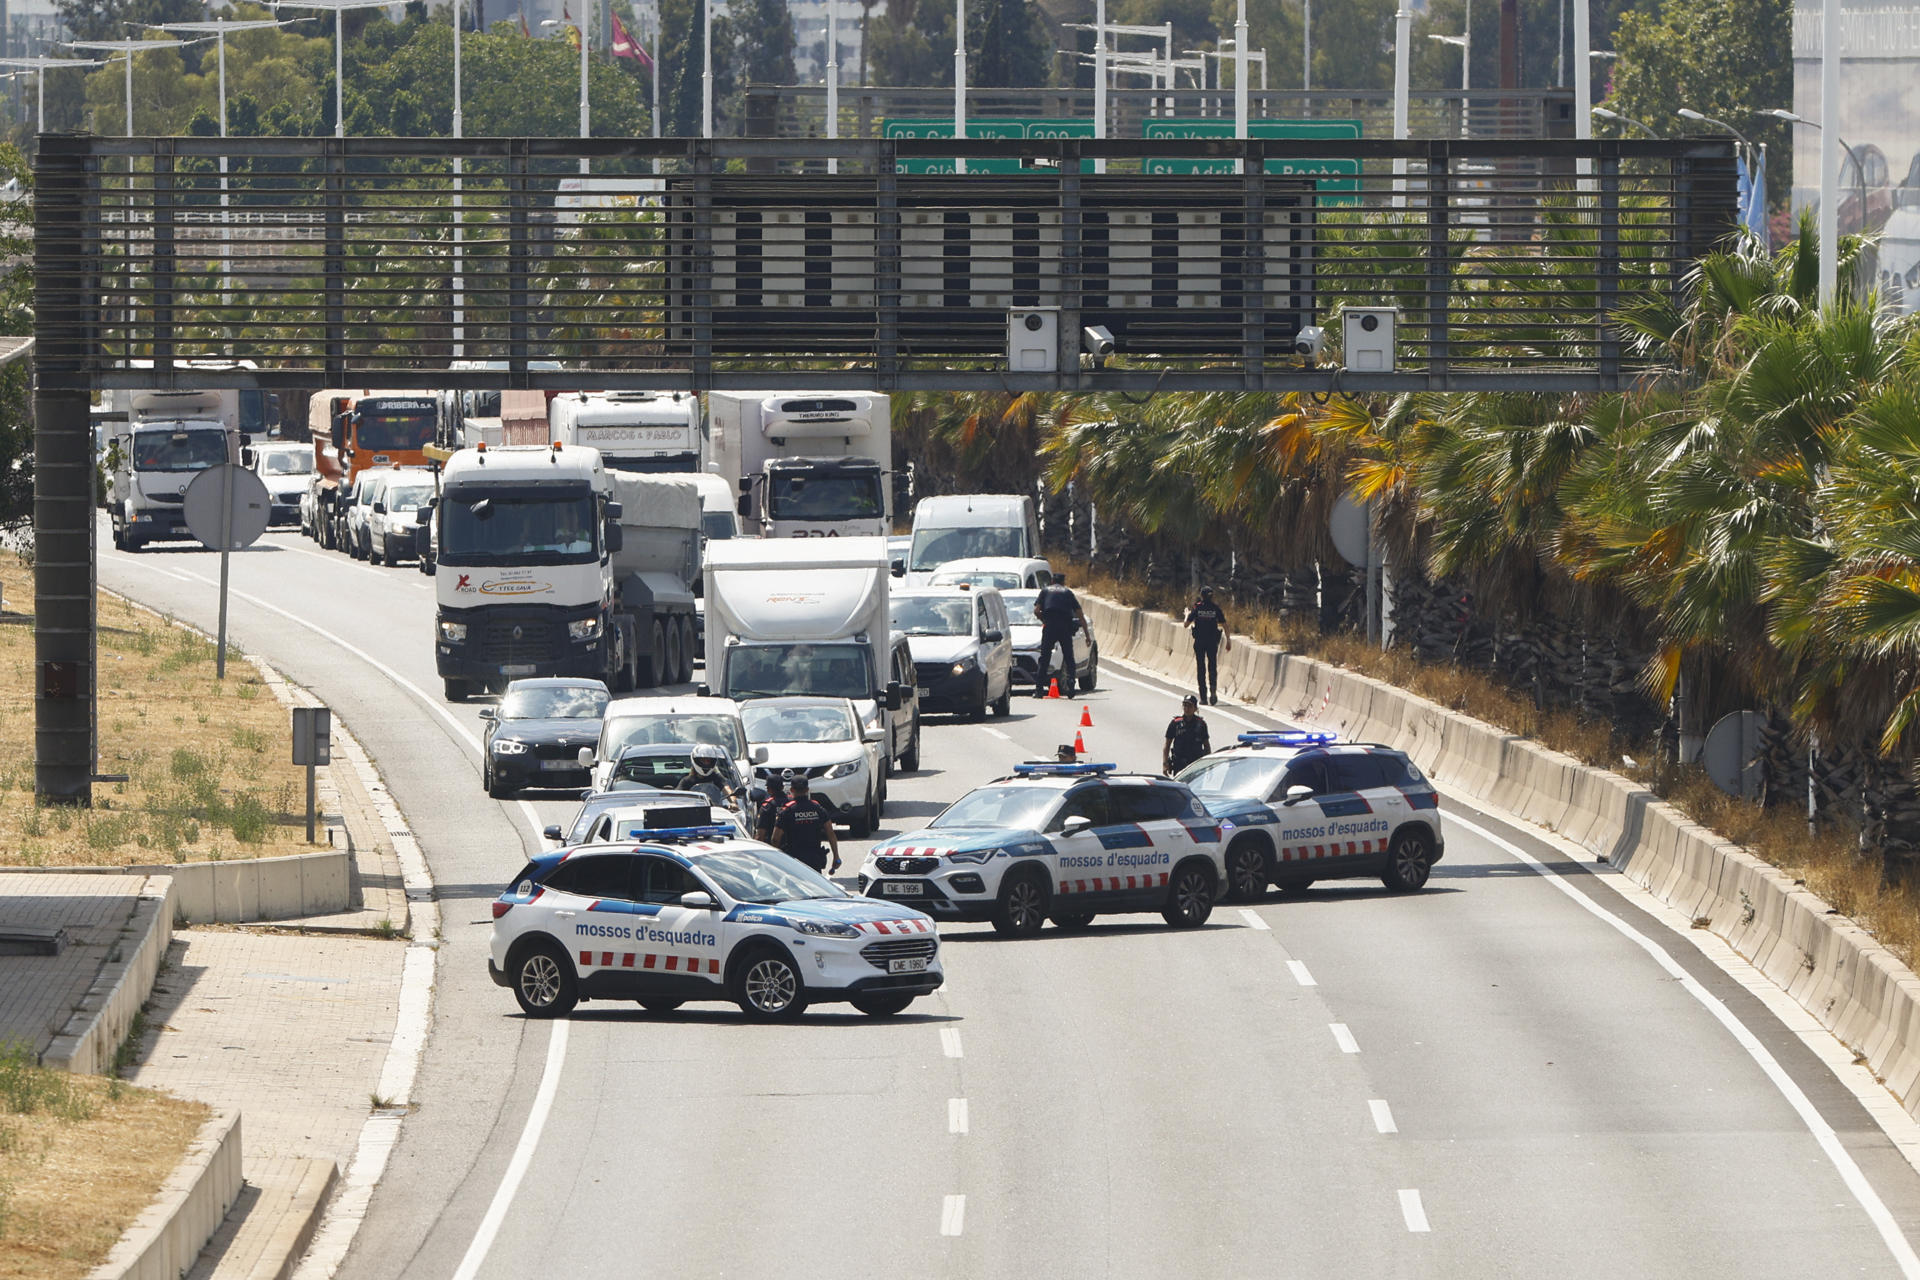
857 763 1227 936
1176 732 1445 896
490 825 943 1020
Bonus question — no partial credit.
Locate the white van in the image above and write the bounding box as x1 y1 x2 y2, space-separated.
906 494 1041 585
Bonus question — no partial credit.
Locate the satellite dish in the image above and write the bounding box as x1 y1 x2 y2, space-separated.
1703 710 1767 800
1329 492 1370 568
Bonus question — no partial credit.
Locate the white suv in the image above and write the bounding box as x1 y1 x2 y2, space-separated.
1177 731 1446 897
857 763 1227 936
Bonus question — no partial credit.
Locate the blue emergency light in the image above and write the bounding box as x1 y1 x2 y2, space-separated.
1011 762 1117 777
621 824 738 842
1235 731 1337 749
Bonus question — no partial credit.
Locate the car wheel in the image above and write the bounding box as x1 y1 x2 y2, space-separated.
851 993 915 1017
1275 877 1316 896
111 519 124 550
1224 836 1270 902
992 682 1011 716
510 941 578 1018
368 535 383 565
444 678 470 702
1383 827 1436 892
1050 911 1095 930
849 797 873 839
900 725 921 772
638 999 684 1013
1080 650 1098 691
1161 859 1217 928
991 868 1050 938
732 946 808 1019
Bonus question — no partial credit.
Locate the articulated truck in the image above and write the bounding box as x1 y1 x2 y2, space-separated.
703 391 891 538
431 443 702 701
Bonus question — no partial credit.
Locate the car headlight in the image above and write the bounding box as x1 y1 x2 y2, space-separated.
491 739 528 755
439 621 468 643
568 616 602 642
793 919 861 938
823 759 861 779
945 847 997 865
951 657 976 677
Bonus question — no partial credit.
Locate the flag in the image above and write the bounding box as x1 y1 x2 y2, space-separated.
561 4 581 49
1737 147 1769 251
611 12 653 70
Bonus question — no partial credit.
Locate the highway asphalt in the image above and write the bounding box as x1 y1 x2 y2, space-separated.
98 520 1920 1278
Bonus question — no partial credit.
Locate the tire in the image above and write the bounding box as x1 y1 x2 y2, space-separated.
1161 859 1217 929
1080 650 1098 691
664 619 683 686
851 993 915 1017
731 946 808 1019
1224 836 1270 903
876 769 888 819
992 682 1011 717
510 941 578 1018
849 797 873 839
990 867 1050 938
1382 827 1436 893
679 617 699 680
111 520 125 550
368 535 383 566
636 621 665 688
899 724 921 773
485 761 511 800
638 999 684 1013
444 677 470 702
1050 911 1095 930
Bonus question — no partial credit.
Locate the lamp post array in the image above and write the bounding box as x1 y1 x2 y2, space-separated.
0 55 103 134
62 38 181 136
270 0 393 140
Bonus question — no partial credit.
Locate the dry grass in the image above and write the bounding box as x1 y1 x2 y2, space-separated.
0 1044 209 1280
1069 558 1920 969
0 553 323 868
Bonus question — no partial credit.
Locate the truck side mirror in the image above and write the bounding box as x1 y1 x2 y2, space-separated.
604 522 623 553
415 506 431 524
884 683 902 712
697 683 712 697
372 502 387 515
736 494 751 518
891 559 906 578
603 501 623 520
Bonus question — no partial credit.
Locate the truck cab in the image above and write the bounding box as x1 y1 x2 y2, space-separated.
705 391 892 539
308 391 443 551
551 391 699 474
106 417 240 550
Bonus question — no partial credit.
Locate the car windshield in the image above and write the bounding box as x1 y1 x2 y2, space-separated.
1002 594 1038 625
602 714 745 761
356 409 436 453
385 484 433 512
501 685 608 720
741 703 855 744
930 784 1062 831
611 752 696 784
133 430 224 472
440 493 598 566
934 571 1020 590
724 643 872 700
910 526 1023 572
891 597 973 637
258 451 311 476
1178 755 1290 799
695 847 847 905
767 471 884 521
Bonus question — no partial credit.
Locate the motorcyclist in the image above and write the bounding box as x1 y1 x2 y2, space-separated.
674 743 744 816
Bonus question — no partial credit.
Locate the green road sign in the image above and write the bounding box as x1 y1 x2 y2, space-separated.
884 118 1094 173
1142 119 1363 203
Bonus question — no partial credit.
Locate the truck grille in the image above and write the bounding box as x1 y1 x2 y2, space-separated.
877 856 939 875
480 618 555 664
860 937 938 968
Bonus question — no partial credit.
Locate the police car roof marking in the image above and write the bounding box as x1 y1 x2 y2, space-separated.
1235 731 1337 748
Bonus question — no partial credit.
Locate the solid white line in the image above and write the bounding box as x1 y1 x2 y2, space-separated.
149 564 199 583
940 1194 967 1237
1330 1023 1359 1054
1399 1189 1430 1233
1370 1099 1397 1134
978 726 1016 743
948 1098 969 1135
451 1019 571 1280
1288 960 1316 987
941 1027 964 1059
1238 907 1270 931
1447 810 1920 1276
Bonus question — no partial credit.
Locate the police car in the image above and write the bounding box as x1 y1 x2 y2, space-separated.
489 823 943 1020
857 762 1227 936
1176 731 1445 896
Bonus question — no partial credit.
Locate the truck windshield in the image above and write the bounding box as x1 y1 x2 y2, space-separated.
132 431 225 472
767 471 884 521
701 511 736 540
910 526 1024 572
440 494 598 566
725 643 872 700
239 390 276 435
356 410 437 453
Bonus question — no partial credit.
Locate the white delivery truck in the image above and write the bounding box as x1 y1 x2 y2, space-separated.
104 388 245 551
550 391 700 474
703 391 891 538
700 536 908 764
431 444 703 701
905 493 1043 584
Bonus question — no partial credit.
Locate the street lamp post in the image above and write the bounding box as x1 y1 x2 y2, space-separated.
703 0 713 137
827 0 839 173
271 0 393 139
1302 0 1310 92
541 4 592 174
63 38 180 136
1391 5 1411 200
1427 0 1471 136
954 0 967 174
1761 107 1866 262
1591 104 1658 137
0 56 103 135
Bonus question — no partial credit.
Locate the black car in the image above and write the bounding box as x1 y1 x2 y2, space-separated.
480 678 611 798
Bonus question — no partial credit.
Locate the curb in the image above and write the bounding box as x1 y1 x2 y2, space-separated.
87 1109 244 1280
42 874 174 1074
1084 592 1920 1124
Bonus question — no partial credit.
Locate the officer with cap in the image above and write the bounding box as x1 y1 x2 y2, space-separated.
1056 743 1078 763
772 774 841 875
756 769 793 844
1163 694 1212 776
1184 586 1231 705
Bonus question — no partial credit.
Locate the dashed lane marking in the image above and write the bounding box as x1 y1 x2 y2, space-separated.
1238 908 1270 931
949 1098 969 1135
1370 1100 1397 1134
1288 960 1316 986
1399 1190 1430 1233
940 1194 967 1237
978 726 1015 743
1330 1023 1359 1054
941 1027 964 1059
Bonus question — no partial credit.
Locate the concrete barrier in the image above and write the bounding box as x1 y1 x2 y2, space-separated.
88 1109 243 1280
43 876 174 1075
1088 590 1920 1122
9 848 353 927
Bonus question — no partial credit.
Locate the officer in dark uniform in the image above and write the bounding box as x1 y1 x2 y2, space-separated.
1033 571 1088 698
771 775 842 874
1184 586 1231 705
756 769 792 844
1163 695 1212 776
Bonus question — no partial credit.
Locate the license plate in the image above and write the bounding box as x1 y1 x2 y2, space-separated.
539 758 576 770
888 957 929 973
881 882 921 896
501 664 536 676
915 687 930 697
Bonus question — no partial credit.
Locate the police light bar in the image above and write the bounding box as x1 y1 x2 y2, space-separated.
622 824 737 842
1235 731 1337 748
1011 762 1117 776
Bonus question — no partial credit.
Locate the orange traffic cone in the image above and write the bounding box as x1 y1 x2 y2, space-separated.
1079 705 1093 727
1073 731 1086 754
1047 677 1062 699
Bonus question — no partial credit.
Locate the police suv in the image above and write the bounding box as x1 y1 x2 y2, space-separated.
1176 732 1445 896
857 763 1227 936
490 820 943 1020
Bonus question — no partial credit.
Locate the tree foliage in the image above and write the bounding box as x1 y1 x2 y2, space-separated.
868 0 1053 89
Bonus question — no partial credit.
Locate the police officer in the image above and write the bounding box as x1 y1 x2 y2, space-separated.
1185 586 1231 705
756 768 792 844
1162 695 1211 776
1033 571 1088 698
771 775 841 875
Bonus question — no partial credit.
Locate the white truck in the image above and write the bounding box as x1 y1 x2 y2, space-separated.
431 444 703 701
104 391 243 551
700 536 907 765
550 391 701 474
703 391 891 538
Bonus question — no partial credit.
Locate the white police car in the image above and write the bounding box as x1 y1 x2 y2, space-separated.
1177 731 1445 896
857 762 1227 936
489 824 943 1020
